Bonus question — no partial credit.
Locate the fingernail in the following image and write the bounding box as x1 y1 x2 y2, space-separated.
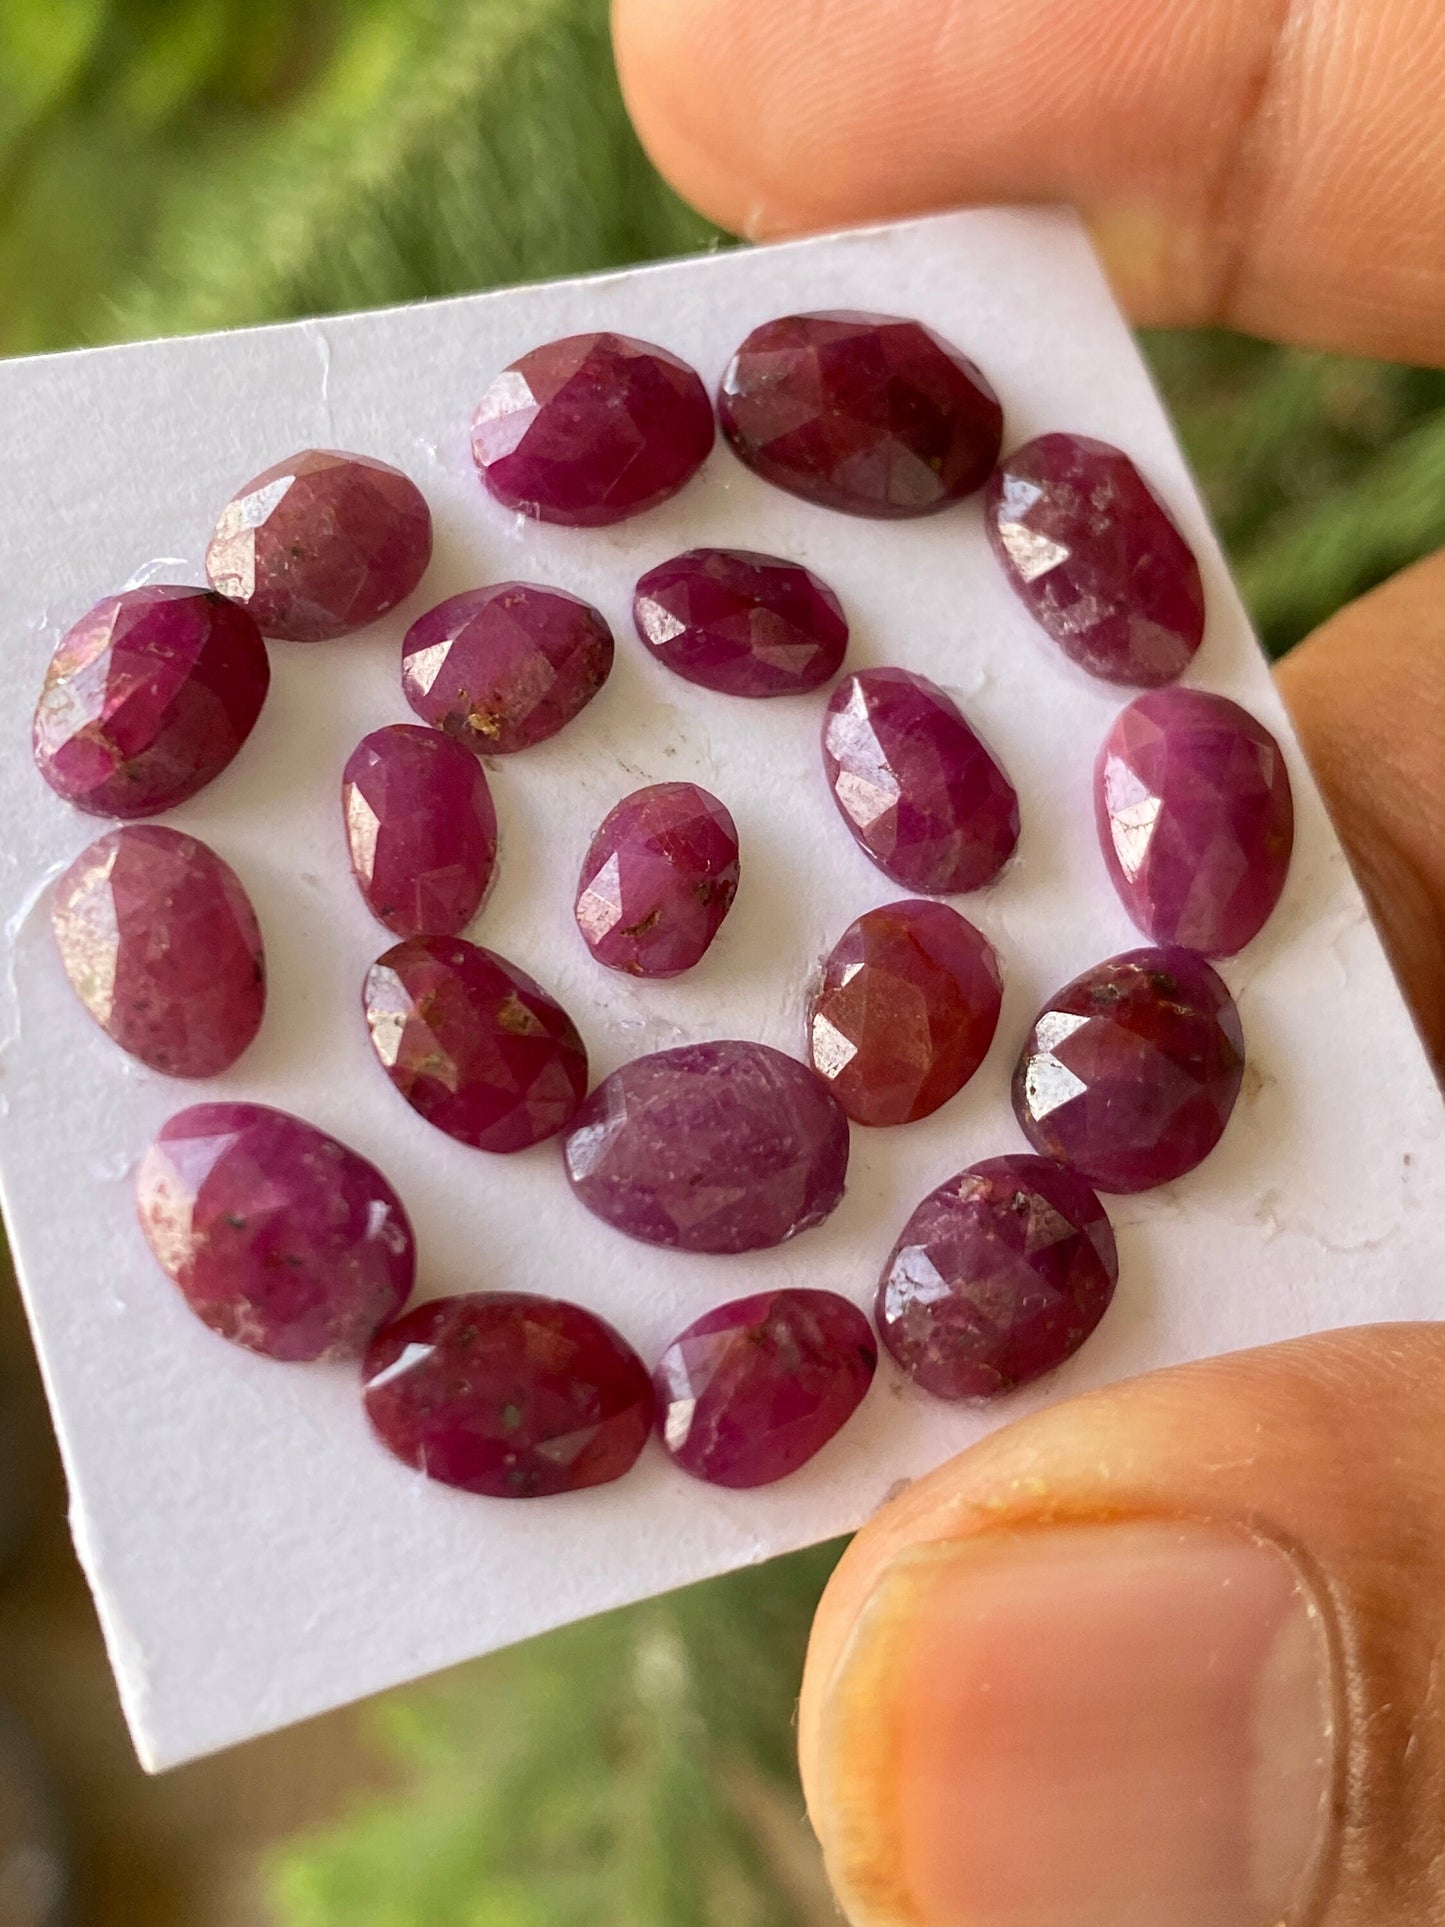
812 1521 1337 1927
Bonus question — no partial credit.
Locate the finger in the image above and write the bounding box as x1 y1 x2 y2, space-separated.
613 0 1445 362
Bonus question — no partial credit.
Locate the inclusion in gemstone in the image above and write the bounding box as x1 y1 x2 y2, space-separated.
205 449 432 642
822 668 1019 894
986 434 1205 686
1096 689 1295 957
564 1041 849 1254
632 548 848 697
877 1156 1118 1402
363 935 588 1152
575 782 740 978
401 583 614 752
718 312 1002 518
33 585 269 819
654 1289 877 1488
137 1103 415 1361
1013 948 1245 1193
343 724 497 937
471 332 714 527
51 825 265 1077
363 1292 653 1498
809 900 1002 1125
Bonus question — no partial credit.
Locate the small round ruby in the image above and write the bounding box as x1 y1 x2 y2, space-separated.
632 548 848 697
343 724 497 938
33 585 269 819
575 782 740 978
363 1292 653 1498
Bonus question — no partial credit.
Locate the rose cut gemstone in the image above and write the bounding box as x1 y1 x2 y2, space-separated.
654 1289 877 1488
718 312 1002 517
137 1103 415 1361
878 1156 1118 1401
364 1292 653 1498
471 332 714 527
822 668 1020 894
632 548 848 697
343 724 497 937
33 585 269 818
363 935 588 1152
809 900 1002 1125
575 782 740 978
205 449 432 642
51 825 265 1077
1096 689 1295 957
1013 947 1245 1193
564 1041 849 1254
986 433 1205 686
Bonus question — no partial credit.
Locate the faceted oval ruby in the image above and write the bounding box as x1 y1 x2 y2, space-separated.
654 1289 877 1488
471 332 714 527
51 825 265 1077
878 1156 1118 1401
822 668 1020 894
33 585 269 819
343 724 497 938
1096 689 1295 957
986 434 1205 686
632 548 848 697
718 312 1002 518
575 782 740 978
564 1041 849 1254
809 900 1002 1125
137 1103 415 1361
363 935 588 1153
401 583 614 752
363 1292 653 1498
1013 947 1245 1193
205 449 432 642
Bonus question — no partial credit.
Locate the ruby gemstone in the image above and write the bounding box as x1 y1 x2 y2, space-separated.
822 668 1019 894
401 583 614 752
632 548 848 697
33 585 269 819
877 1156 1118 1401
986 434 1205 686
1013 947 1245 1193
471 332 714 527
343 724 497 938
575 782 740 978
1096 689 1295 957
654 1289 876 1488
363 935 588 1152
205 449 432 642
363 1291 653 1498
564 1041 849 1254
137 1103 414 1361
718 312 1002 518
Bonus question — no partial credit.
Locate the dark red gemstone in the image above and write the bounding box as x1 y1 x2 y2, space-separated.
575 782 740 978
343 724 497 937
632 548 848 697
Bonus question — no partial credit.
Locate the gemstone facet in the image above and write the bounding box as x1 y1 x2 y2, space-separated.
343 724 497 937
632 548 848 697
575 782 740 978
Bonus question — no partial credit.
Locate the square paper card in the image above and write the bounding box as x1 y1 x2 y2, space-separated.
1 209 1440 1770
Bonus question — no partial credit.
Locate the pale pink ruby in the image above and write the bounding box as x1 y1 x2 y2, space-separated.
632 548 848 697
575 782 739 978
343 724 497 937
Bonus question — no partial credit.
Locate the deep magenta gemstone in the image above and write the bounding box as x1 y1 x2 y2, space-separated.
51 825 265 1077
33 585 269 819
343 724 497 937
654 1289 877 1488
1013 948 1245 1193
363 935 588 1152
809 900 1002 1125
575 782 740 978
401 583 614 752
1096 689 1295 957
877 1156 1118 1401
986 434 1205 686
718 312 1002 518
632 548 848 697
364 1292 653 1498
205 449 432 642
137 1103 414 1361
564 1041 849 1254
471 332 714 527
822 668 1019 894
